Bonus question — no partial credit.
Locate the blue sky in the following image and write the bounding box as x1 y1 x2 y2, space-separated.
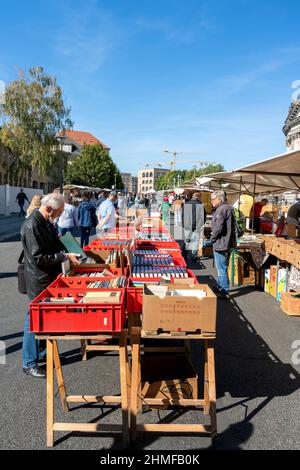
1 0 300 174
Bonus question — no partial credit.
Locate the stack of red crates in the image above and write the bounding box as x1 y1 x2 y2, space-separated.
29 219 196 333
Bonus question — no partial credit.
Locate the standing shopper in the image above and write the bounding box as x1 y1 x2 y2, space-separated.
210 190 236 298
182 192 206 260
21 193 80 378
174 196 183 225
78 193 97 247
97 191 117 234
249 199 268 233
57 196 79 236
16 188 29 217
161 196 170 224
26 194 42 218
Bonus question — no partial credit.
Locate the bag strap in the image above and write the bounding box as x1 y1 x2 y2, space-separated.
18 250 24 264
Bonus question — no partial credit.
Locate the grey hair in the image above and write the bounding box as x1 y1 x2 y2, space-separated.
41 193 65 209
211 190 226 202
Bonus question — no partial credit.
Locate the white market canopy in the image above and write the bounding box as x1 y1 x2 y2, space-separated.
183 149 300 195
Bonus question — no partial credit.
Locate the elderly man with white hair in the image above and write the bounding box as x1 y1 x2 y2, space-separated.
210 190 236 298
20 192 80 378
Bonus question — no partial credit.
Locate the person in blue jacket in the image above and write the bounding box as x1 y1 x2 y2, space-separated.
78 192 97 247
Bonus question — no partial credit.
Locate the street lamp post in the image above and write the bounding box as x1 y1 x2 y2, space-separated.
114 173 117 190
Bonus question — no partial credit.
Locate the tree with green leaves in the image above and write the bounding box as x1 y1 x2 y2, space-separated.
67 144 123 189
155 164 225 190
0 66 73 179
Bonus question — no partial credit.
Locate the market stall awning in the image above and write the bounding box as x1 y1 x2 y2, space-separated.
193 149 300 195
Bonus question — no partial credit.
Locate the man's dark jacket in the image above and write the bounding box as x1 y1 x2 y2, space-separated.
21 209 65 300
182 199 206 232
211 203 236 252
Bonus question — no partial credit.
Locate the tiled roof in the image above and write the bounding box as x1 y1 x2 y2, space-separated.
60 130 109 149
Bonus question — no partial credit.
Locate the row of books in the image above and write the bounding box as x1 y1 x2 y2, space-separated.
131 266 188 278
87 276 126 289
42 291 122 304
133 254 174 266
137 233 172 241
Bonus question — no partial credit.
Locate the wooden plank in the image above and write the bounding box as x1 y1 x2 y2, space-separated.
85 345 120 351
119 330 130 447
203 340 209 415
53 341 69 413
80 340 87 361
36 335 115 340
143 398 205 407
141 331 216 340
207 340 217 437
129 330 141 441
46 339 54 448
136 424 212 433
66 395 122 404
53 423 122 433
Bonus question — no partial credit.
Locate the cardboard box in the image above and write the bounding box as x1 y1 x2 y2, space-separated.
264 269 270 293
272 239 291 261
285 241 300 269
281 292 300 316
228 252 255 286
269 265 278 298
262 235 276 254
141 355 198 402
142 284 216 334
276 268 288 301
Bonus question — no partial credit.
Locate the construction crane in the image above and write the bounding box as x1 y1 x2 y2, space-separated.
144 157 211 171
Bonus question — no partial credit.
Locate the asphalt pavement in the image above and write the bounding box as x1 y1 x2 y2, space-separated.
0 224 300 450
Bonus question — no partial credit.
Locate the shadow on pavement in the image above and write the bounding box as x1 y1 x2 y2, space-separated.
0 272 17 279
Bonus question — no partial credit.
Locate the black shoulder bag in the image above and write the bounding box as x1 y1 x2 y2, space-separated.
17 251 27 294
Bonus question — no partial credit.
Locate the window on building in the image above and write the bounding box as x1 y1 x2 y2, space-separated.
142 186 145 192
142 173 145 177
146 172 149 177
32 181 38 189
40 182 45 191
146 186 148 191
150 172 153 177
0 173 2 185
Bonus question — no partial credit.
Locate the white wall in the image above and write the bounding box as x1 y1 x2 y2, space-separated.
0 185 44 215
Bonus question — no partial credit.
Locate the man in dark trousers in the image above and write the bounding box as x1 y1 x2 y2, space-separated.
21 192 80 378
16 188 29 217
210 190 236 298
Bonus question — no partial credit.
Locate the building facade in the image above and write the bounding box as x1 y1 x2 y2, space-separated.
59 130 110 158
131 176 138 193
120 173 132 192
283 98 300 151
138 167 170 193
0 142 58 192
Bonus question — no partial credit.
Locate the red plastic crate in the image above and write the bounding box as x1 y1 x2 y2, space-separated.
136 240 180 250
49 274 128 289
30 287 126 333
63 266 124 277
126 269 198 313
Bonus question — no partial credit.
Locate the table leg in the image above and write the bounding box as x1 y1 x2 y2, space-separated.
119 330 129 447
81 340 87 361
207 340 217 439
130 328 141 443
46 339 54 447
53 340 69 413
203 340 209 415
